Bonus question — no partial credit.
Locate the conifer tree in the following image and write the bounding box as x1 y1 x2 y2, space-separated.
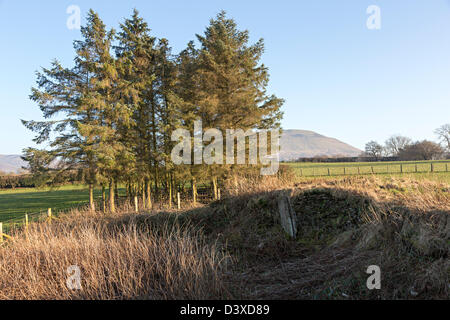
24 10 124 212
24 9 285 210
115 9 160 208
179 11 284 191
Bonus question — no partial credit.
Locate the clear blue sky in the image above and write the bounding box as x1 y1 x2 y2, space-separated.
1 0 450 154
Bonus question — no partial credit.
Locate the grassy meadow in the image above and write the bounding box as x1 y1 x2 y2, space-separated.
1 160 449 224
287 160 450 182
0 173 448 299
0 185 123 224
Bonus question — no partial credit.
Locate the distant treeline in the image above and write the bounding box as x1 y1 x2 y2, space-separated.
0 175 35 189
0 171 83 189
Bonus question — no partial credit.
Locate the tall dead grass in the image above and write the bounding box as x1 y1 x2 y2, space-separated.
0 209 230 300
220 171 449 299
0 170 448 300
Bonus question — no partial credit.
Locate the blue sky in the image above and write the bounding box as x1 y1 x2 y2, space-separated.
1 0 450 154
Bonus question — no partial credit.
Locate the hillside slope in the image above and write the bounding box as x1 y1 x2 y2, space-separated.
280 130 362 160
0 155 27 174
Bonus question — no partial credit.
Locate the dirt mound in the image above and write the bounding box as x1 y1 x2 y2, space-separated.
292 189 372 246
132 177 449 299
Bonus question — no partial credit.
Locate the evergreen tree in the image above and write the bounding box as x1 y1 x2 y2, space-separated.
24 9 285 209
24 10 125 212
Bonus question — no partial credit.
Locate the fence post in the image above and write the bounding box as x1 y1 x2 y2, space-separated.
177 192 181 210
328 168 331 176
343 167 346 175
0 222 2 243
218 188 221 200
25 214 29 232
400 164 403 174
446 163 448 172
415 164 418 173
48 208 52 223
431 163 434 172
371 166 374 174
134 196 139 213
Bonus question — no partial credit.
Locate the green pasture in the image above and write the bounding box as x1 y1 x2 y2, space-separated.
0 185 112 224
1 160 449 225
287 160 450 177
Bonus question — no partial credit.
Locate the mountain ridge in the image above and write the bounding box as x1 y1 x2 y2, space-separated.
0 155 27 174
0 130 362 173
279 130 362 161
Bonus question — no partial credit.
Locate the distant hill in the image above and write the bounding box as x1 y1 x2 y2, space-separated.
280 130 362 161
0 130 361 173
0 155 27 174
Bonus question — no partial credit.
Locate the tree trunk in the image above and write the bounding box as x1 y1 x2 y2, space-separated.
109 179 116 213
101 184 106 213
89 184 95 212
192 178 198 205
168 175 173 208
146 179 152 209
212 176 218 200
125 182 130 200
114 181 119 207
141 182 146 210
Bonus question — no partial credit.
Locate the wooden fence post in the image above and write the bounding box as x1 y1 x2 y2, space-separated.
48 208 52 223
134 196 139 213
328 168 331 176
0 223 3 243
25 214 29 232
415 164 418 173
177 192 181 210
431 163 434 172
400 164 403 174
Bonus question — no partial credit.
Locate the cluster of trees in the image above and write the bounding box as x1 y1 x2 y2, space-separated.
364 124 450 161
0 175 35 189
22 10 283 212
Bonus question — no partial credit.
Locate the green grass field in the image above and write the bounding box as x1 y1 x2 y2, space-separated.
287 160 450 177
0 185 112 224
1 160 449 224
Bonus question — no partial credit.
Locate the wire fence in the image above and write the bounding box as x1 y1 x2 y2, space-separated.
0 187 219 242
295 161 450 177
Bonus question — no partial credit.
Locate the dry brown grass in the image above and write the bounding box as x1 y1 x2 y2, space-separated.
0 209 231 300
222 173 449 299
0 170 448 300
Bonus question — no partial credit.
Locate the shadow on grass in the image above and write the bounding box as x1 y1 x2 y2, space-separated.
91 184 448 300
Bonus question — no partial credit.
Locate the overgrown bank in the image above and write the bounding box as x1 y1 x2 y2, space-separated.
0 176 448 300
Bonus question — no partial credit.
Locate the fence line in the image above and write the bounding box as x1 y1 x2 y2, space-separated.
0 187 220 242
296 161 450 177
